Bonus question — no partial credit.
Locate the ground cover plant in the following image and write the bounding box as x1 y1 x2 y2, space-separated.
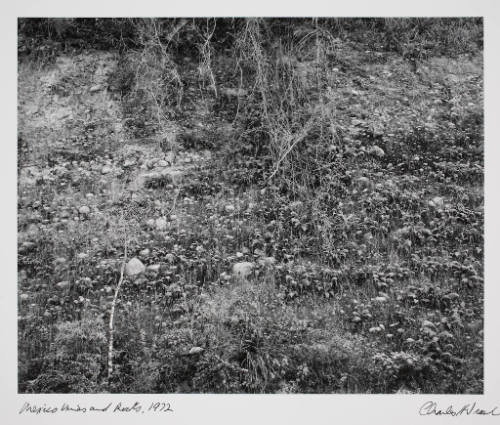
18 18 483 393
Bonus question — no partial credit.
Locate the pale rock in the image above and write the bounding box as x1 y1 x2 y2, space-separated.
79 205 91 215
125 257 146 277
422 320 437 329
139 248 151 257
188 346 205 355
101 165 112 174
56 280 70 289
257 256 276 267
373 296 387 303
222 87 248 97
90 84 102 92
123 158 136 167
20 293 29 301
232 262 255 280
429 196 444 208
369 145 385 158
147 264 161 273
165 253 175 263
225 204 235 213
157 160 168 167
155 217 167 231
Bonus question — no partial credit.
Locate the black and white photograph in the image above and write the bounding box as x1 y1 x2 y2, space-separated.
16 16 486 396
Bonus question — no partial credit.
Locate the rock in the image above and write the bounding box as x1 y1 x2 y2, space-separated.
123 158 136 167
232 262 255 280
139 248 150 257
90 84 102 92
165 253 175 263
133 276 148 286
422 320 436 330
225 204 235 213
146 218 156 228
143 169 183 186
125 257 146 277
188 346 205 355
165 151 176 163
373 296 387 303
157 159 168 167
79 205 91 215
155 217 167 231
221 87 248 97
20 293 30 301
147 264 161 273
257 256 276 267
369 145 385 158
220 271 231 281
56 280 70 289
356 176 372 188
429 196 444 208
101 165 112 174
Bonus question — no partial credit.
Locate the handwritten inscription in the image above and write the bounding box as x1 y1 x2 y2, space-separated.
19 401 173 415
419 401 499 417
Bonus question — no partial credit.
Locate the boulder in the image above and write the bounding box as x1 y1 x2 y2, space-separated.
125 257 146 277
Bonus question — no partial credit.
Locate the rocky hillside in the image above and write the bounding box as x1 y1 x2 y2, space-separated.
18 18 483 393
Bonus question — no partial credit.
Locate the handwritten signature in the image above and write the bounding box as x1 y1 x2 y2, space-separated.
419 401 500 416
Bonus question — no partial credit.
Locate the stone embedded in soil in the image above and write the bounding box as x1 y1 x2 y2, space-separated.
257 256 276 267
79 205 91 215
165 253 175 263
123 158 136 167
125 257 146 277
232 262 255 280
139 248 151 257
143 169 183 187
155 217 167 231
369 145 385 158
147 264 161 273
429 196 445 208
157 160 168 167
90 84 102 92
188 346 205 355
356 176 371 187
56 280 70 289
101 165 112 174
